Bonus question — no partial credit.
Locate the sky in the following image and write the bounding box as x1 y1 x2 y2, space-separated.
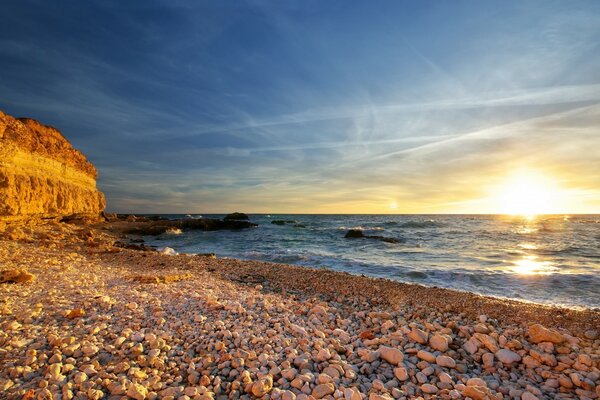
1 0 599 214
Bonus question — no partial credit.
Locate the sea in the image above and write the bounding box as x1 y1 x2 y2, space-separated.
140 214 600 310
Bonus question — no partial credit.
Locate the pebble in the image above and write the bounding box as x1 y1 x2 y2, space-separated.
429 334 449 352
528 324 565 344
436 355 456 368
379 346 404 365
417 350 436 363
0 224 597 400
127 383 148 400
495 349 521 365
312 383 335 399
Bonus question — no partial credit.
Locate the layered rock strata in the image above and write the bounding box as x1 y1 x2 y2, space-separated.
0 111 105 221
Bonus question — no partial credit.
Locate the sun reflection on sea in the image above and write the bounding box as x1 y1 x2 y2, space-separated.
511 255 557 275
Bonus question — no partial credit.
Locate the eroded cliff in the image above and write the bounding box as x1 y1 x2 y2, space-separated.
0 110 105 221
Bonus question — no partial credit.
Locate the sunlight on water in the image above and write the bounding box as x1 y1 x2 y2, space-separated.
518 242 537 250
511 255 557 275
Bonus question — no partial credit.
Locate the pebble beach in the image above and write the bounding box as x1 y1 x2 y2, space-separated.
1 221 599 400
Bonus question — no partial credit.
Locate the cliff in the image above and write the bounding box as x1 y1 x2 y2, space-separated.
0 110 105 222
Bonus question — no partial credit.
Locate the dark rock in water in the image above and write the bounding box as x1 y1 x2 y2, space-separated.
345 229 365 238
344 229 399 243
224 212 249 221
271 220 298 225
368 235 400 244
120 217 257 236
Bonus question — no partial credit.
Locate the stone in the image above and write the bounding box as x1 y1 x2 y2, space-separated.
379 346 404 365
282 390 297 400
521 392 539 400
407 328 428 344
436 355 456 368
429 334 449 352
495 349 521 365
462 385 489 400
127 383 148 400
0 111 105 221
467 378 487 388
528 324 565 344
421 384 438 394
473 333 499 352
312 383 335 399
584 330 598 340
417 350 436 363
66 308 85 319
463 337 481 354
343 388 361 400
316 348 331 362
251 376 273 397
394 367 409 381
223 212 249 221
0 269 35 284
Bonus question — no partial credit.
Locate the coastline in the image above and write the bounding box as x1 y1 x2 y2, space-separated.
1 220 599 399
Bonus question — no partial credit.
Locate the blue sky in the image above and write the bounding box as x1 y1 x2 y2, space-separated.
1 0 599 213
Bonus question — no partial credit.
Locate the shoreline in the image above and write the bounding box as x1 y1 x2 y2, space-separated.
1 220 599 399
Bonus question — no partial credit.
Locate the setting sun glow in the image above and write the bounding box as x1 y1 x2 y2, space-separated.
491 171 566 217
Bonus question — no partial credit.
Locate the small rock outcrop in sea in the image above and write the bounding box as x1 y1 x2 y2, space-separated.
344 229 400 243
0 110 105 222
114 213 258 236
223 212 249 221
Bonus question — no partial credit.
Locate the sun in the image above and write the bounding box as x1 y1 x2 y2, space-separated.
491 171 564 217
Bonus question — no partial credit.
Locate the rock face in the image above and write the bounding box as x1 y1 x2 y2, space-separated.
0 111 105 221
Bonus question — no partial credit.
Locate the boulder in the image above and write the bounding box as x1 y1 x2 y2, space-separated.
223 212 249 221
344 229 364 238
528 324 565 344
0 269 35 284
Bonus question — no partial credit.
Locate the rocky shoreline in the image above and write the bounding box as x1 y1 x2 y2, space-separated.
0 220 599 400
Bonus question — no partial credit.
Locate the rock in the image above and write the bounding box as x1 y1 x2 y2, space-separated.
463 337 481 354
66 308 85 319
343 388 361 400
421 384 438 394
223 212 249 221
316 348 331 362
312 383 335 399
417 350 436 363
5 320 21 330
584 330 598 340
521 392 539 400
394 367 409 381
0 110 105 221
251 375 273 397
0 269 35 284
379 346 404 365
495 349 521 365
282 390 297 400
528 324 565 344
473 333 499 352
344 229 364 238
467 378 487 388
407 328 428 344
430 334 449 352
127 383 148 400
462 386 489 400
436 355 456 368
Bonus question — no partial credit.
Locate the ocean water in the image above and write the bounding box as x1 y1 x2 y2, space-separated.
142 214 600 310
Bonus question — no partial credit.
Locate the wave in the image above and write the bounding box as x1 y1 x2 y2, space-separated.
399 220 444 229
